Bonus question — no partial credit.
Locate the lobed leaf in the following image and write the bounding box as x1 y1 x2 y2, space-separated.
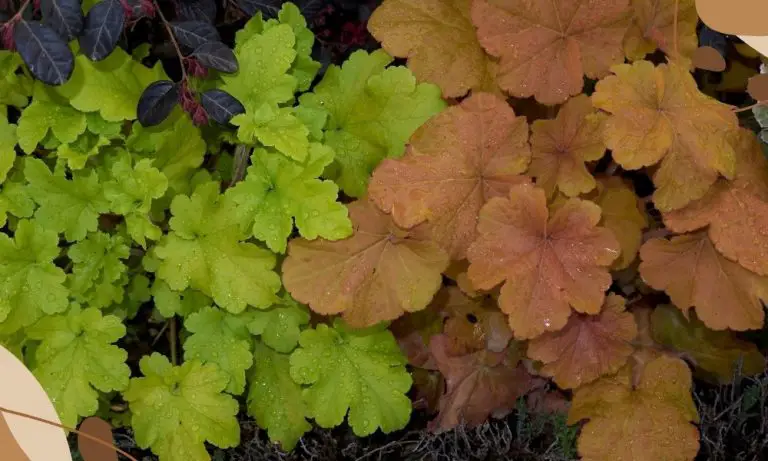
624 0 698 68
590 177 648 270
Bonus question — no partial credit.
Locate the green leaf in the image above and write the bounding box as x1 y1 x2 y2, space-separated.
151 280 210 318
103 152 168 247
0 179 34 227
0 219 68 333
242 295 310 353
55 47 167 121
299 49 446 197
67 232 130 309
154 181 282 313
23 157 109 241
248 341 310 450
0 51 32 108
289 319 412 436
226 143 351 253
264 2 320 92
183 306 253 395
108 273 151 320
123 353 240 461
0 111 17 184
222 23 311 161
16 83 87 153
56 131 111 170
27 306 130 428
127 111 206 192
651 305 766 384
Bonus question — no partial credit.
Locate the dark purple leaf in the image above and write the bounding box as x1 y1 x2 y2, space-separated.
237 0 282 18
170 21 219 51
79 0 126 61
41 0 83 41
137 80 179 127
178 0 216 23
201 89 244 125
13 20 74 85
191 41 238 73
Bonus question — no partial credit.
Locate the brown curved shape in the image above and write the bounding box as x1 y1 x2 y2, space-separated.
696 0 768 36
0 413 30 461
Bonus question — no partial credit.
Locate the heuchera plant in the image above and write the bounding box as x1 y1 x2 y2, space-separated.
0 0 766 460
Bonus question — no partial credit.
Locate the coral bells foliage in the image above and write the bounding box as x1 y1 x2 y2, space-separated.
1 1 767 461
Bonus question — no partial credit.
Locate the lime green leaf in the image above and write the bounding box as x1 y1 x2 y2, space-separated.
127 111 206 192
248 341 310 450
27 306 130 428
151 280 210 318
123 353 240 461
0 111 16 184
0 219 68 333
226 143 351 253
0 51 32 108
55 48 167 121
108 273 152 320
298 49 446 197
23 157 109 241
16 84 87 153
103 152 168 247
289 319 412 436
154 181 282 313
183 306 253 395
56 131 111 170
85 112 123 138
68 232 130 309
0 179 34 227
243 295 310 353
230 105 310 162
263 2 320 91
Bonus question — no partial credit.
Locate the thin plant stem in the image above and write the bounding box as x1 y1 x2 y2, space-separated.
169 316 178 366
0 406 139 461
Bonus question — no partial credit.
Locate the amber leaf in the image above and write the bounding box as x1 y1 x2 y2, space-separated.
623 0 699 68
639 232 768 331
651 304 765 384
568 355 700 461
467 183 620 339
429 334 542 431
369 92 531 259
591 176 648 270
471 0 631 105
281 199 450 328
527 294 638 389
367 0 498 98
436 286 512 354
592 60 739 211
528 94 607 199
663 129 768 276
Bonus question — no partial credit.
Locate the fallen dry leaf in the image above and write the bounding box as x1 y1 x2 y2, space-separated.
591 176 649 270
429 334 542 432
624 0 698 68
282 199 450 327
467 183 620 339
369 92 531 259
639 232 768 331
367 0 498 98
650 304 765 384
663 129 768 276
527 294 638 389
568 355 700 461
528 94 607 199
471 0 631 105
78 417 117 461
592 60 739 211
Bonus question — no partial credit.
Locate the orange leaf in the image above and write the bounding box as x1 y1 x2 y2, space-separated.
437 287 513 354
367 0 499 98
281 199 450 328
663 129 768 276
77 417 117 461
527 294 638 389
467 183 620 339
623 0 698 68
471 0 631 105
592 60 738 211
638 232 768 331
528 94 607 198
568 355 700 461
591 176 648 270
368 92 531 259
428 334 543 431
